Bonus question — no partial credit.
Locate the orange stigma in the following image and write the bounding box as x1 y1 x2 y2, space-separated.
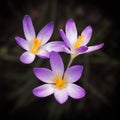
74 35 84 49
31 38 42 54
54 76 66 89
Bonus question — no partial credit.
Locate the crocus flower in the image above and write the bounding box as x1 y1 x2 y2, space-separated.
33 52 85 104
60 19 104 57
15 15 64 64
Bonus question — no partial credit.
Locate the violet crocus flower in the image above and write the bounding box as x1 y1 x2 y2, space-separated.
60 19 104 57
15 15 64 64
33 52 85 104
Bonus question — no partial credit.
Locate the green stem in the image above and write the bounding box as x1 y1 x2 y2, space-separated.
67 54 77 68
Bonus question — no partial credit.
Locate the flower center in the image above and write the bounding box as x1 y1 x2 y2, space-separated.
54 76 66 89
31 38 42 54
74 35 84 49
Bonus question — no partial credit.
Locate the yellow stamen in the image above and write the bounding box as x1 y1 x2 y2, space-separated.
54 76 66 89
74 35 84 49
31 38 42 54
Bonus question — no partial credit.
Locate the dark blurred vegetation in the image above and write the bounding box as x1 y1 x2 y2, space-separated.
0 0 120 120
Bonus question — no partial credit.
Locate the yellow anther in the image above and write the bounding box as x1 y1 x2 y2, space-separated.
31 38 42 54
74 35 84 49
54 76 66 89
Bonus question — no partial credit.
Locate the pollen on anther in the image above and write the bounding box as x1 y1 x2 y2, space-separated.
74 35 84 49
31 38 42 54
54 76 66 88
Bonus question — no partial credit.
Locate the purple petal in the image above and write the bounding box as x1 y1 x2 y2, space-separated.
75 46 88 53
33 84 54 97
54 88 68 104
81 25 92 45
65 19 77 46
37 22 54 45
33 68 55 83
15 36 29 50
67 83 85 99
62 47 71 54
50 52 64 76
43 41 66 53
20 51 35 64
64 65 83 83
23 15 35 42
83 43 104 54
59 29 71 48
37 48 49 59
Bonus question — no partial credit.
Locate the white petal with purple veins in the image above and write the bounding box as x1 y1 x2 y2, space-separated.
15 36 29 51
64 65 83 83
82 43 104 54
23 15 35 42
60 29 71 47
43 41 67 53
65 19 77 46
33 68 55 83
20 51 35 64
50 52 64 76
37 22 54 45
37 48 49 59
67 83 85 99
54 88 68 104
81 25 92 45
33 84 54 97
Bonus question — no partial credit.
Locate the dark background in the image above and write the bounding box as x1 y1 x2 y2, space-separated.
0 0 120 120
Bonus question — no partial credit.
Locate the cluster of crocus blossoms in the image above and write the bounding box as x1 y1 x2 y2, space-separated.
15 15 104 104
